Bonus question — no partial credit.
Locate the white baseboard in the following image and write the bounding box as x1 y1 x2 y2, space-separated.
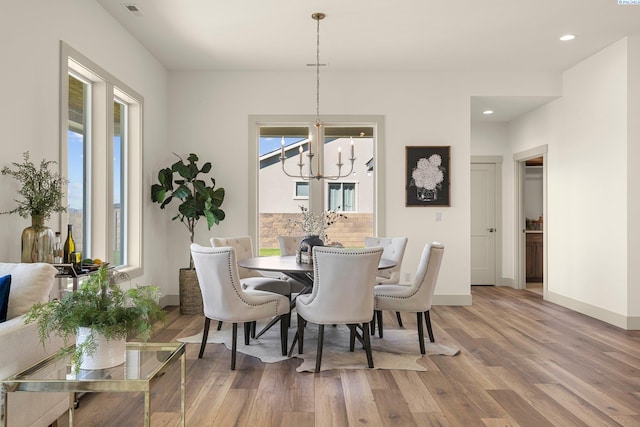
499 277 515 287
546 291 639 331
433 294 472 306
160 294 180 308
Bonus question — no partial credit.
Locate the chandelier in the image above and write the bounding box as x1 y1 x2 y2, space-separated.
280 12 356 181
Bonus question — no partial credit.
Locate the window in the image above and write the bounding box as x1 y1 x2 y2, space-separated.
250 116 385 252
295 182 309 199
328 182 356 211
61 42 143 273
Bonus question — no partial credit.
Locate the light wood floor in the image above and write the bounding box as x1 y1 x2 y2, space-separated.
55 286 640 427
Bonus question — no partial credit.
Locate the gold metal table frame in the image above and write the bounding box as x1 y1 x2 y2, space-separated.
1 342 186 427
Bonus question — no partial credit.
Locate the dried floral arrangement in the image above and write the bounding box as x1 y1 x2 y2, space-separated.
287 205 347 243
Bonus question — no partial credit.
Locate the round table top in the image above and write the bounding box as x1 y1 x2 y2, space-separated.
238 255 396 273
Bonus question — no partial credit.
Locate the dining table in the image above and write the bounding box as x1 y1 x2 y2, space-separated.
237 254 396 346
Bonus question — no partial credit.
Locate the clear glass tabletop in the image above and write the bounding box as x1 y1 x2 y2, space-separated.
3 342 184 393
2 342 186 427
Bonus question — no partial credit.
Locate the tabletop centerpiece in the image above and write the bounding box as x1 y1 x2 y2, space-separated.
1 151 67 263
288 205 347 263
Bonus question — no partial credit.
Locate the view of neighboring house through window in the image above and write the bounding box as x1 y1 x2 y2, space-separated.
62 42 142 272
257 123 376 253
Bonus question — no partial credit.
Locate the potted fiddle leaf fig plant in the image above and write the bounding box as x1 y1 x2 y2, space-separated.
25 265 166 374
151 153 225 314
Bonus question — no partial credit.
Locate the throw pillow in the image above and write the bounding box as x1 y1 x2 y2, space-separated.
0 263 57 319
0 274 11 323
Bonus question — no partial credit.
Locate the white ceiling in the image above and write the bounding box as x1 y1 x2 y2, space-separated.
95 0 640 121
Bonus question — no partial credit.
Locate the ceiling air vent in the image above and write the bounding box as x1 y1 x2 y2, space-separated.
123 4 143 17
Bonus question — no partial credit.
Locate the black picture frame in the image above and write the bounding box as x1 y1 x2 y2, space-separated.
406 146 450 207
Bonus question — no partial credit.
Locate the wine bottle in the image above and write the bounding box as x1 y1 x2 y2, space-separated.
63 224 75 264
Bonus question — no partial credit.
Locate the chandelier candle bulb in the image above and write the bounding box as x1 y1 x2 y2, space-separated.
280 137 285 160
350 137 355 159
299 145 303 164
338 147 342 164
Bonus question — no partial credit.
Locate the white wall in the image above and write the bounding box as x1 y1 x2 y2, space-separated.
0 1 169 293
168 70 560 302
626 36 640 321
508 38 632 325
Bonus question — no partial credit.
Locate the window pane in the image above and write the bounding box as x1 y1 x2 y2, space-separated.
343 183 356 211
113 100 126 266
295 182 309 198
328 183 341 211
67 74 87 257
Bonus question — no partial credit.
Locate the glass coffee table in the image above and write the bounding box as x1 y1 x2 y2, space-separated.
1 342 185 427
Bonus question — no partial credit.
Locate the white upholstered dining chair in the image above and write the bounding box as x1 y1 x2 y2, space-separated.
365 236 408 331
190 244 291 370
296 246 383 372
373 241 444 354
211 236 291 297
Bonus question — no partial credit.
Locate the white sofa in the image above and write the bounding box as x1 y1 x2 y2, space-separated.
0 263 68 427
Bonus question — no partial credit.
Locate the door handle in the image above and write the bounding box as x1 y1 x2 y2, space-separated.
487 228 496 233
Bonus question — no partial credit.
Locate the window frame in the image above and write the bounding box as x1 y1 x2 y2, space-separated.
59 42 143 276
294 181 310 200
248 115 385 242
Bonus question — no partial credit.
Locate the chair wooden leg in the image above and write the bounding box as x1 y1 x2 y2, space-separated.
349 324 356 352
370 314 376 336
362 322 374 368
297 313 305 354
425 310 435 342
315 324 325 373
231 323 238 370
244 322 251 345
280 312 290 356
198 317 211 358
396 311 404 327
376 310 384 338
217 321 223 331
416 312 425 355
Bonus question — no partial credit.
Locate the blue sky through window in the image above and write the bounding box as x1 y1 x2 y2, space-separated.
67 131 121 209
260 137 306 156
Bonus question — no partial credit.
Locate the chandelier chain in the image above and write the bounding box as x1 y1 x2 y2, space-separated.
316 15 321 120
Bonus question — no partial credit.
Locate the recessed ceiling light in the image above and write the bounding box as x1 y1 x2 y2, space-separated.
483 110 494 115
560 34 576 41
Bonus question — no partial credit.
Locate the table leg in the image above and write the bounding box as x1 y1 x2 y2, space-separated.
254 273 313 340
1 384 7 427
180 351 186 427
68 392 75 426
144 391 150 427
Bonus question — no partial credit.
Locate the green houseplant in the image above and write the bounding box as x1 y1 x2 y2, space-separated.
25 265 166 373
151 153 225 314
1 151 67 263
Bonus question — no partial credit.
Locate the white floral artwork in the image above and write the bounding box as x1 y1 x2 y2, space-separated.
411 154 444 190
406 147 449 205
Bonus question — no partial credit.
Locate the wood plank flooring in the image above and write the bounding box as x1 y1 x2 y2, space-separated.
55 286 640 426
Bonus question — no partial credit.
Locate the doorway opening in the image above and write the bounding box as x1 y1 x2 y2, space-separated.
514 145 547 296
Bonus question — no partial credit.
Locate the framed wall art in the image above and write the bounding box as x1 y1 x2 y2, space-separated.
406 146 450 207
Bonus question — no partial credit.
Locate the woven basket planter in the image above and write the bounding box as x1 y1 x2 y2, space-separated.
179 268 203 315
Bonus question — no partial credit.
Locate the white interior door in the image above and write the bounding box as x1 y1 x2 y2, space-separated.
471 163 497 285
